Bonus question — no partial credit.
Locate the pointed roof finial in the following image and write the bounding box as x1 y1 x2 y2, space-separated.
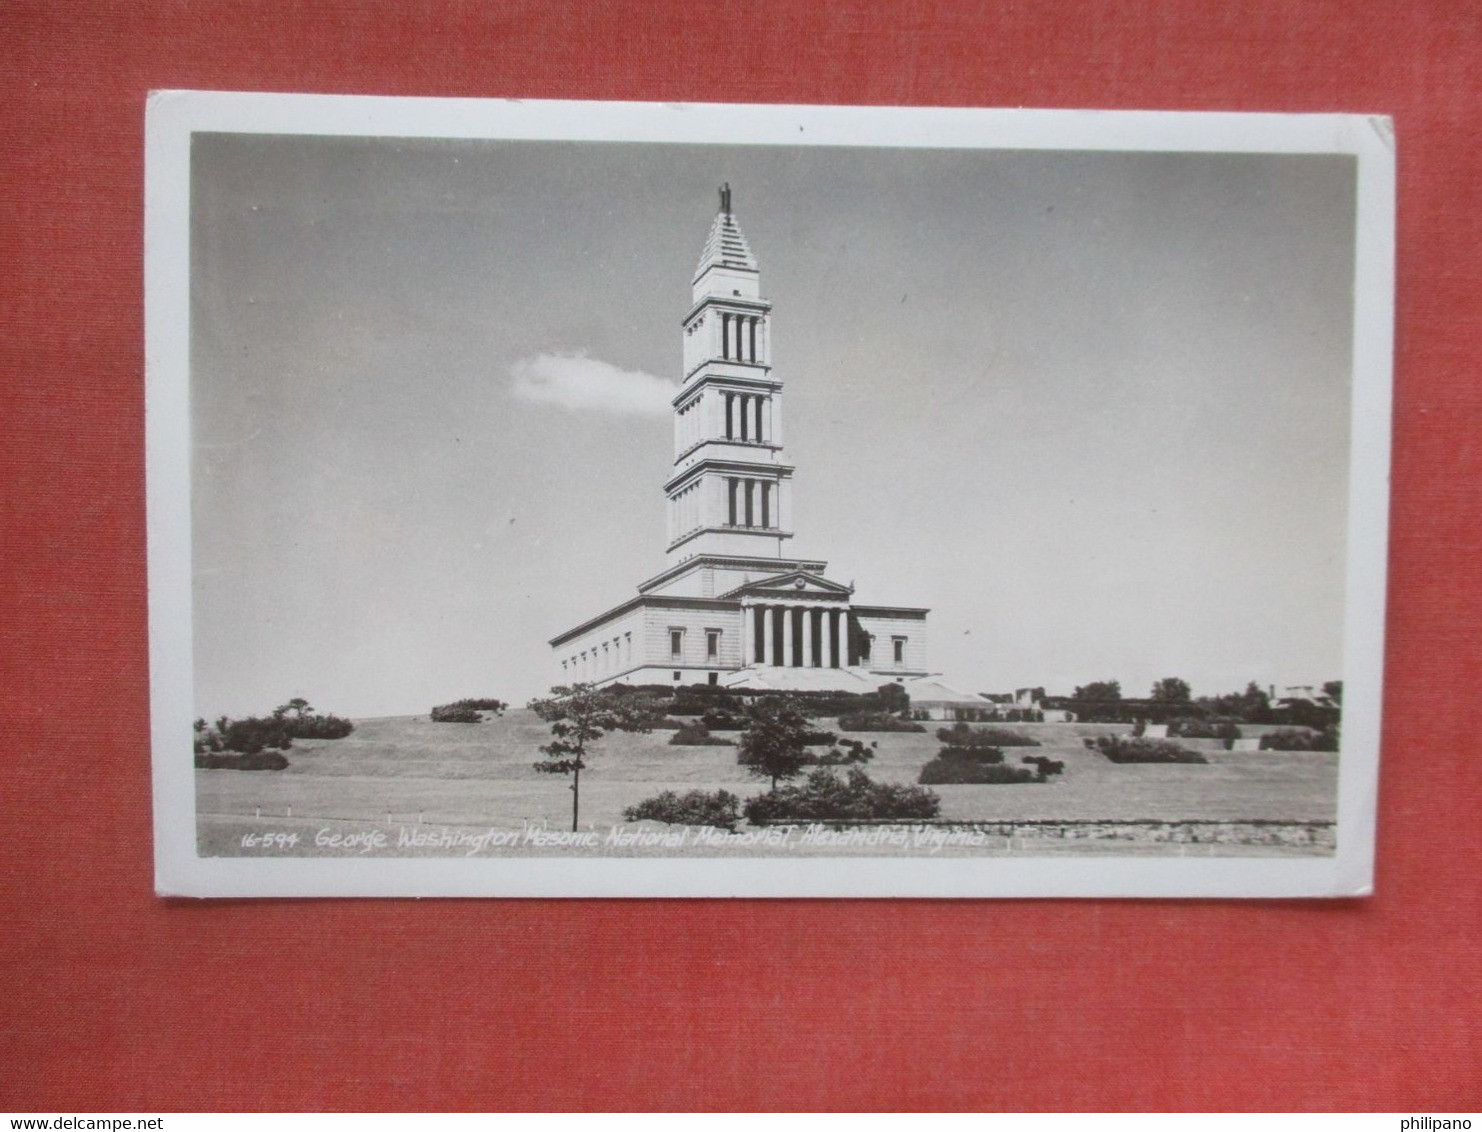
719 182 731 214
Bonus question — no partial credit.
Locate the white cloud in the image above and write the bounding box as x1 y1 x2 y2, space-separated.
509 352 676 416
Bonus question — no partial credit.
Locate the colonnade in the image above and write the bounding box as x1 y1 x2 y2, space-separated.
720 312 762 363
742 604 849 669
724 392 770 443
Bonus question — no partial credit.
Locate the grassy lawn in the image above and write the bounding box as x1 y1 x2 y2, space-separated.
196 712 1338 857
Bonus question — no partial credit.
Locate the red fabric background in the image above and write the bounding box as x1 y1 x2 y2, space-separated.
1 0 1478 1112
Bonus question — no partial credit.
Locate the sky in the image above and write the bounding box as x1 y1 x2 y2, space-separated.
190 133 1356 719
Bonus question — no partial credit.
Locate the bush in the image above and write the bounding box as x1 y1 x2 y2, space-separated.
801 728 838 746
1168 716 1242 740
1021 755 1065 781
194 751 289 771
838 712 926 732
1095 735 1207 764
1260 727 1339 752
430 698 506 723
648 717 685 730
936 722 1040 748
699 708 748 731
801 738 875 766
670 724 733 746
624 789 742 832
920 754 1032 784
744 768 941 823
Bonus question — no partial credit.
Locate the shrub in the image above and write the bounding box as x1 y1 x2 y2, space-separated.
1021 755 1066 781
1168 716 1242 740
648 717 685 730
838 712 926 732
624 789 742 832
744 768 941 823
920 754 1033 784
1095 735 1207 764
801 738 875 766
936 722 1040 748
670 724 733 746
801 728 838 746
194 751 289 771
1260 727 1339 752
430 698 506 723
699 708 748 731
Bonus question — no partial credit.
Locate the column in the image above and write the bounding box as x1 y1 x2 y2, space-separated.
741 607 754 665
833 610 846 668
781 606 794 669
802 608 815 668
763 605 776 666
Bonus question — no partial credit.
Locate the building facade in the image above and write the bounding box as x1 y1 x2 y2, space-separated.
550 187 935 692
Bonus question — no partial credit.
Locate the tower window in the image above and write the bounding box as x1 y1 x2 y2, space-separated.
728 477 738 525
722 313 731 360
761 482 771 528
744 479 754 527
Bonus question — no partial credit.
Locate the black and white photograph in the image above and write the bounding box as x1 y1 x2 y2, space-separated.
146 94 1393 897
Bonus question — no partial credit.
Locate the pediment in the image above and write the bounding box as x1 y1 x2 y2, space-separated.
722 570 854 600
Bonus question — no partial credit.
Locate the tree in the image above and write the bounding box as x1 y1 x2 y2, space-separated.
274 697 312 719
1073 680 1121 701
736 696 812 791
1150 677 1192 703
529 684 654 832
1322 680 1343 704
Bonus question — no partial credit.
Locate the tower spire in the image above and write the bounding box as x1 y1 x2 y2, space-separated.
719 182 731 213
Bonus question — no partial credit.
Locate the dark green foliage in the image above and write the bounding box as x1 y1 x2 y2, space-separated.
194 750 289 771
801 728 837 746
744 768 941 823
272 699 355 738
624 789 741 832
950 706 1044 723
936 722 1040 748
736 697 812 789
699 708 748 731
1096 735 1207 764
1150 677 1193 703
1271 699 1341 730
837 712 926 732
800 738 875 766
670 724 733 746
920 755 1033 784
1167 716 1241 740
1260 727 1340 752
876 682 911 715
1073 680 1122 701
430 698 507 723
1021 755 1065 780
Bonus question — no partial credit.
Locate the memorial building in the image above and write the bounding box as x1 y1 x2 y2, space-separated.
550 187 943 693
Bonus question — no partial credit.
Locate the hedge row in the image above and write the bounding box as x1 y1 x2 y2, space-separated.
1094 735 1208 764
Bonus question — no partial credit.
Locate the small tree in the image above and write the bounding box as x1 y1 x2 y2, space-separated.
529 684 654 832
1323 680 1343 705
274 697 313 719
1073 680 1122 701
736 696 811 791
1150 677 1191 703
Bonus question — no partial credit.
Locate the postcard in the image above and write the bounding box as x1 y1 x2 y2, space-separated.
146 93 1394 896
